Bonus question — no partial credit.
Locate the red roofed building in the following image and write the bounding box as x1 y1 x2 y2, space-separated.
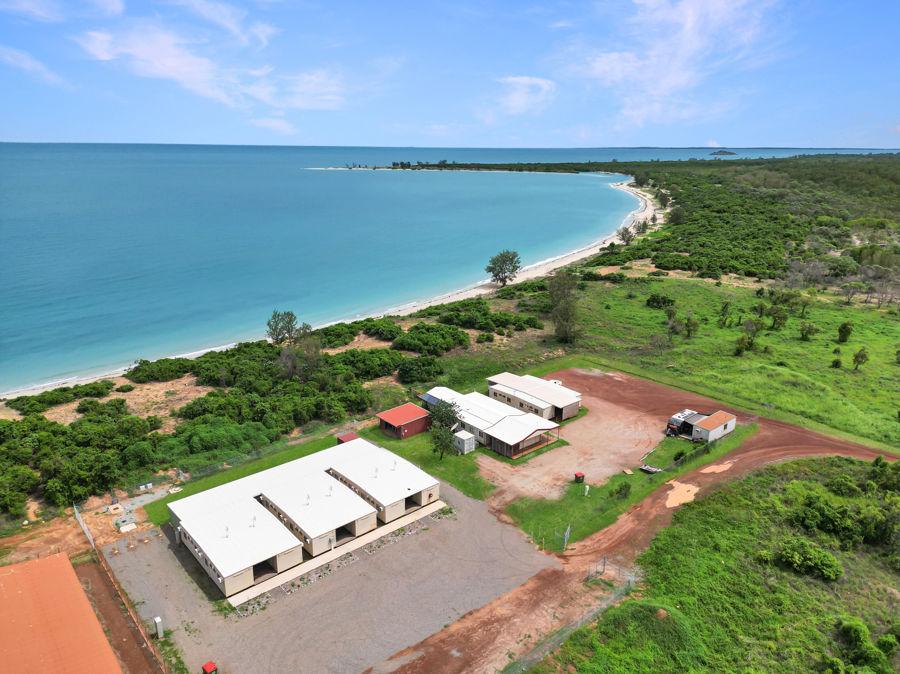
376 403 431 439
336 431 361 444
0 553 123 674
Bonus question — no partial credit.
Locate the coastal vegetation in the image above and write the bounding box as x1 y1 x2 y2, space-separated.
485 249 522 286
535 457 900 673
404 154 900 283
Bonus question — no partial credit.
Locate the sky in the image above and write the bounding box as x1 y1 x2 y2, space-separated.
1 0 898 147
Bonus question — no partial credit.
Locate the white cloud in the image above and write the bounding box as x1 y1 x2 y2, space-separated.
706 138 722 147
549 19 574 29
243 68 345 110
251 116 296 135
86 0 123 16
173 0 277 48
573 0 779 127
0 43 66 85
495 75 556 115
76 26 237 105
0 0 62 21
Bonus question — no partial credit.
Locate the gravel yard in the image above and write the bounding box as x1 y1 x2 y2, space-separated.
104 482 556 674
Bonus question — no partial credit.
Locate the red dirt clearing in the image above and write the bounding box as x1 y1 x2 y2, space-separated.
373 369 891 674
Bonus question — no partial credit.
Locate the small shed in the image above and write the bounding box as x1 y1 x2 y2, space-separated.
336 431 361 444
691 411 737 442
453 430 476 455
376 403 431 439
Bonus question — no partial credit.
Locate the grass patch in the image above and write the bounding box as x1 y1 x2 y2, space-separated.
535 456 900 673
506 424 757 552
477 438 570 466
358 426 494 500
144 435 338 526
156 629 190 674
643 436 694 469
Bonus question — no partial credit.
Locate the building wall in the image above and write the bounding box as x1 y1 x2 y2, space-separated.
411 483 440 506
380 416 431 439
557 401 581 421
350 512 377 536
379 499 406 523
274 546 303 572
307 532 336 556
488 386 553 419
223 567 255 597
694 420 735 443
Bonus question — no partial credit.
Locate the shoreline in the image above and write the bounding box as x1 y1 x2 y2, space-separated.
1 179 656 399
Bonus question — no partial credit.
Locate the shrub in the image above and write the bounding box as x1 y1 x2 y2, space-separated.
358 318 402 341
392 322 468 355
837 321 853 343
646 293 675 309
601 272 627 284
329 348 405 380
612 482 631 499
476 332 494 343
831 358 842 369
776 536 842 581
315 322 358 348
115 384 136 393
127 358 193 383
397 356 444 384
647 270 669 277
5 379 116 414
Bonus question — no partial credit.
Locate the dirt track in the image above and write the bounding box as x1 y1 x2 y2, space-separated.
374 369 891 674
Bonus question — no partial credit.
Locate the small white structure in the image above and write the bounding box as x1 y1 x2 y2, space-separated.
486 372 581 420
691 411 737 442
453 430 476 455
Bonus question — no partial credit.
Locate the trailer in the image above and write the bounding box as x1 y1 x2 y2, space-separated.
666 409 710 439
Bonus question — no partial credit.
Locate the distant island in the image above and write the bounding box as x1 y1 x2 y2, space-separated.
710 149 737 156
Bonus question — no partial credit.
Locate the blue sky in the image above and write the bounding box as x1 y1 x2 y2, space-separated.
1 0 898 147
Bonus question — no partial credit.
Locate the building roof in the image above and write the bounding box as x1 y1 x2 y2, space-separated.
426 387 558 446
695 411 736 431
169 439 438 577
487 372 581 409
179 500 302 579
376 402 430 427
328 438 439 507
0 554 123 674
262 470 375 539
454 430 475 440
336 431 360 443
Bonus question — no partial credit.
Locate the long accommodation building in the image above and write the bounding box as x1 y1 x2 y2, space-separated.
486 372 581 420
169 438 439 597
422 386 558 458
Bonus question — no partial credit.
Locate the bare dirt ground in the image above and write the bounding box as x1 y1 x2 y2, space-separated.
596 257 769 290
39 375 211 432
1 516 90 563
476 376 661 506
323 333 394 354
75 560 163 674
374 369 890 674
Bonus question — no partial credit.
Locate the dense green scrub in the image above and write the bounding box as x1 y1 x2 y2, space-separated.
534 457 900 673
406 154 900 279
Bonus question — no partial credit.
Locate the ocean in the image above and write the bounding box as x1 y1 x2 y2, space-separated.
0 144 891 393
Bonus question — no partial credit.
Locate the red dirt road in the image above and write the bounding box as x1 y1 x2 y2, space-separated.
373 369 891 674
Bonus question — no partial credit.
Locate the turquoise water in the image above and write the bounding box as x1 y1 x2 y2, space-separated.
0 144 892 392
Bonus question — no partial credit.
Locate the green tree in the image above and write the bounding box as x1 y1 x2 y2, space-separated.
431 423 455 461
617 225 636 245
840 281 867 304
767 304 789 330
684 313 700 339
548 269 580 343
429 399 460 431
853 347 869 371
485 250 522 287
838 321 854 343
799 322 820 341
266 309 299 344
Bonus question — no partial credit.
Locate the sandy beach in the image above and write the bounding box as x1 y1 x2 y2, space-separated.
1 180 658 399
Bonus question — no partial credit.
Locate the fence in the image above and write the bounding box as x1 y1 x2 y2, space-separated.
502 561 641 673
72 503 172 674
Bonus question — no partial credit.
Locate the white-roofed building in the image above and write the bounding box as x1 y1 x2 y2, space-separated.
169 438 439 597
486 372 582 420
422 386 559 458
